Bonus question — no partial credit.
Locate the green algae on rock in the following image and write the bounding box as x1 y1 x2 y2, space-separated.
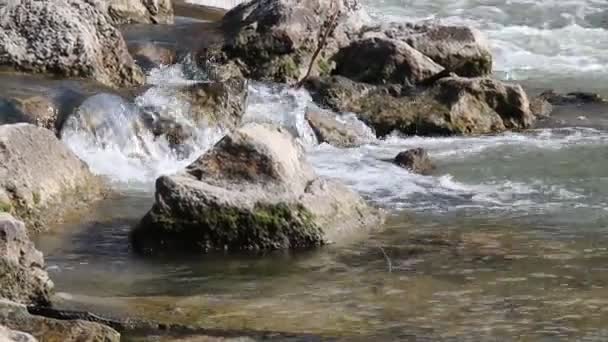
131 123 383 254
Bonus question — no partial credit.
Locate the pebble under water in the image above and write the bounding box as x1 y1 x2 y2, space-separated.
34 0 608 340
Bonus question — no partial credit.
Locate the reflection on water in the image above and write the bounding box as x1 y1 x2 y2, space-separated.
35 194 608 340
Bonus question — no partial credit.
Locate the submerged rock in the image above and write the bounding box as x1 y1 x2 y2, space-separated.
0 124 103 232
0 299 120 342
307 75 533 136
393 148 435 175
198 0 370 83
131 123 383 253
0 214 53 306
0 0 145 89
359 23 493 77
305 107 373 147
105 0 174 24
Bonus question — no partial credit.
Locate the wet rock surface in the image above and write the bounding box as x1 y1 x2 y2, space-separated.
0 299 120 342
0 124 103 232
393 148 435 175
0 0 145 89
105 0 174 25
0 214 53 306
131 123 383 253
305 107 373 147
307 75 533 136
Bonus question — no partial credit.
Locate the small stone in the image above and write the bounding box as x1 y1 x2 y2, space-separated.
393 148 435 175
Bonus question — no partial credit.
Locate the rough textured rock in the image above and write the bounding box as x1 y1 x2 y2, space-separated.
0 214 53 306
359 23 493 77
305 107 373 147
529 94 553 118
174 77 249 129
0 95 59 132
0 124 103 232
0 0 145 89
539 90 607 106
198 0 370 83
0 299 120 342
131 123 383 253
105 0 174 24
307 75 534 136
129 42 177 70
0 324 37 342
333 36 443 85
393 148 435 175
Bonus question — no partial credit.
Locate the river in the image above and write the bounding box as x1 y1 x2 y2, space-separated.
33 0 608 340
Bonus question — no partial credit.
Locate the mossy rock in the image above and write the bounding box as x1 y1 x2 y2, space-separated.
131 202 323 254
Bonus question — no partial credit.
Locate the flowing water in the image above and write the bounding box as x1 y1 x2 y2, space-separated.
32 1 608 340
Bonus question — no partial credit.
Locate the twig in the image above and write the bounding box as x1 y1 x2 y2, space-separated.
295 5 341 88
378 246 393 273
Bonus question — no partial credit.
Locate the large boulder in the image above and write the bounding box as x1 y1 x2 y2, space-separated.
131 123 383 253
0 124 103 232
105 0 174 24
198 0 370 83
333 36 444 85
358 23 493 77
0 0 145 89
0 299 120 342
307 75 534 136
0 214 53 306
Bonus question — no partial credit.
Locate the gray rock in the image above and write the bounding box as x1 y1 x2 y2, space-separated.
539 90 607 106
333 36 444 85
305 107 373 147
393 148 435 175
529 94 553 118
129 42 176 70
307 75 533 136
198 0 370 83
0 0 145 89
360 23 493 77
0 95 59 132
131 123 383 253
0 324 37 342
0 124 103 232
174 77 249 129
0 299 120 342
105 0 174 24
0 214 53 306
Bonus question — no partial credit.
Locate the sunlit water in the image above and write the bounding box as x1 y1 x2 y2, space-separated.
35 0 608 340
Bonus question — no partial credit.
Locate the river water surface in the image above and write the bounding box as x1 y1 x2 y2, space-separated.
33 1 608 340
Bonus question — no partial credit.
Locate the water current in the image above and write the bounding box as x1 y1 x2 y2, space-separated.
34 1 608 340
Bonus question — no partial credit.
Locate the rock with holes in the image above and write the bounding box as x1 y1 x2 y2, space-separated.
0 214 53 306
358 23 493 77
0 95 60 133
0 124 103 232
104 0 174 24
393 148 435 175
0 299 120 342
197 0 370 83
131 123 383 253
306 75 533 136
0 0 144 89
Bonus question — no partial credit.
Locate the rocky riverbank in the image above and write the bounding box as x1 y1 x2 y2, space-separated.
1 0 604 340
